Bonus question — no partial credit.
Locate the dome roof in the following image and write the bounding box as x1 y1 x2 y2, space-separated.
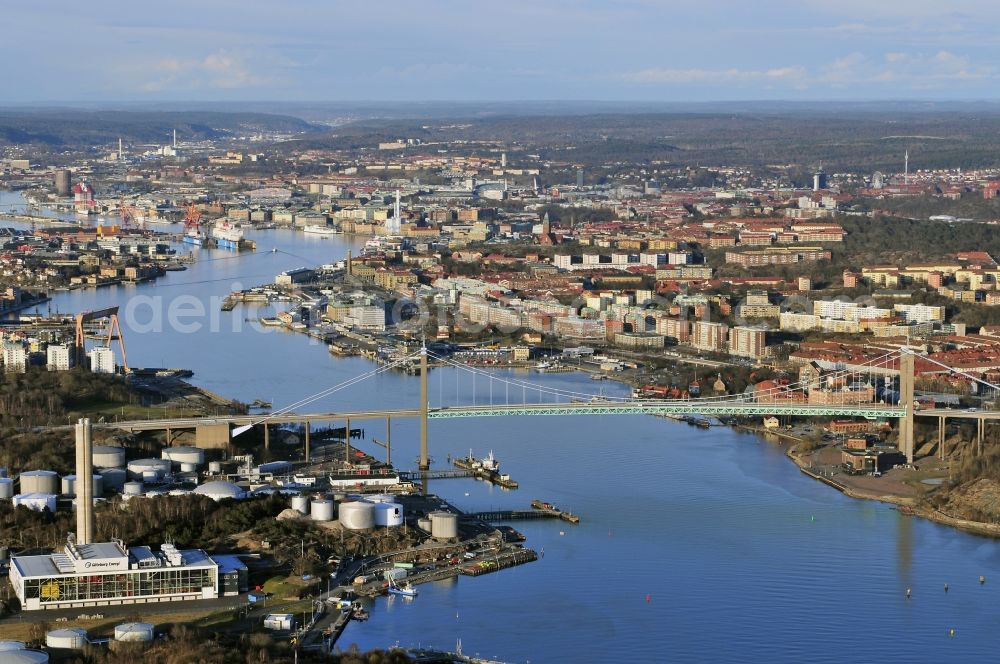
192 481 244 500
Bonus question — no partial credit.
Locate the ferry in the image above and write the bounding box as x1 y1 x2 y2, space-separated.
212 220 244 249
182 230 204 246
302 224 341 236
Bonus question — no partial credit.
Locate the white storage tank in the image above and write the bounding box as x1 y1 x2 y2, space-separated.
338 501 375 530
161 446 205 466
311 499 335 521
114 622 154 643
45 627 87 649
429 511 458 539
192 481 245 501
208 461 223 474
61 475 104 498
13 493 57 513
178 462 198 473
0 478 13 500
373 502 403 527
291 494 310 515
123 481 144 496
128 458 171 481
0 651 48 664
18 470 58 495
366 494 396 504
101 468 127 493
92 445 126 469
417 517 431 532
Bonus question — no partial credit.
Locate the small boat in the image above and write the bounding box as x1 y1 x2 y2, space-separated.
534 361 552 372
387 578 417 597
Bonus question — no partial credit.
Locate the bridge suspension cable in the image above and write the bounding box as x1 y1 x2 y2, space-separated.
232 349 423 437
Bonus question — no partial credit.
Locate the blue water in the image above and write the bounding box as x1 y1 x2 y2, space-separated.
4 191 1000 662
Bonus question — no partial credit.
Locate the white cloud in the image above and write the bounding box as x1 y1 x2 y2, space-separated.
139 51 266 93
622 66 805 85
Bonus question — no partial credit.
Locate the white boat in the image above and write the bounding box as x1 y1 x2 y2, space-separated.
302 224 341 236
534 361 551 372
387 577 417 597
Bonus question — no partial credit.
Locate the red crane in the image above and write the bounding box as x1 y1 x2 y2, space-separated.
183 202 202 231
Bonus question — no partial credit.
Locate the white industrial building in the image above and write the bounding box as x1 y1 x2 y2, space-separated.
9 540 219 611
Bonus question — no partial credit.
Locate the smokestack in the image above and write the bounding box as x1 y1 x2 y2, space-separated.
173 128 177 148
346 249 352 276
74 418 94 545
119 138 123 162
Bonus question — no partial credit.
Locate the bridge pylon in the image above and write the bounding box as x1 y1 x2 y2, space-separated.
900 352 915 464
419 345 429 471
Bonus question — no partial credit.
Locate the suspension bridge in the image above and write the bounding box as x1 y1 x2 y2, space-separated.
104 345 1000 468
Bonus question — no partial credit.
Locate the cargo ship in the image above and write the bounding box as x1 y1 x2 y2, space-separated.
182 230 204 246
212 220 244 249
303 224 341 236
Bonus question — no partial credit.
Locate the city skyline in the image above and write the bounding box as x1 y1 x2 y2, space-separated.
4 1 1000 103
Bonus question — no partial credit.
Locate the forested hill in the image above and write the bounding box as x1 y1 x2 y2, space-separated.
0 109 321 146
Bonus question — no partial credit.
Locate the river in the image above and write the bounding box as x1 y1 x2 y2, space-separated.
3 191 1000 662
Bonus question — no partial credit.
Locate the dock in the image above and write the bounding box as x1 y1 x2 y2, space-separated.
454 455 519 489
460 548 538 576
530 499 581 523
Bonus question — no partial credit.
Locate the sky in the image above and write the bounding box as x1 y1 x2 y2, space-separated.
3 0 999 103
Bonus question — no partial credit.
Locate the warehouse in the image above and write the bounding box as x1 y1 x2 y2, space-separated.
9 539 219 611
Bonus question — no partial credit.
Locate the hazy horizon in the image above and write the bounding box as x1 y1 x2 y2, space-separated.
4 1 999 104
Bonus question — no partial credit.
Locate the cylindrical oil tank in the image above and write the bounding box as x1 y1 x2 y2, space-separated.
291 495 310 514
0 478 13 499
92 445 126 469
256 461 291 475
208 461 223 474
0 651 49 664
373 502 403 527
113 622 154 643
417 517 431 531
311 499 335 521
128 458 171 481
366 494 395 504
0 468 7 478
123 481 144 496
178 462 198 473
161 446 205 466
18 470 58 495
45 628 87 649
13 493 57 512
101 468 126 493
61 475 104 498
429 511 458 539
338 501 374 530
0 640 24 651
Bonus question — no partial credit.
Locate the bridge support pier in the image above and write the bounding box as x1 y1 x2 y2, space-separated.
385 416 392 465
344 417 351 463
304 421 310 463
938 416 945 460
900 353 915 464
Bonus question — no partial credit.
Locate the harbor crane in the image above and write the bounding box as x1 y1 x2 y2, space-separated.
74 306 129 373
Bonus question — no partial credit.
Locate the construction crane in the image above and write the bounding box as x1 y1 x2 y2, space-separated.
119 197 140 229
74 306 129 373
183 202 202 231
